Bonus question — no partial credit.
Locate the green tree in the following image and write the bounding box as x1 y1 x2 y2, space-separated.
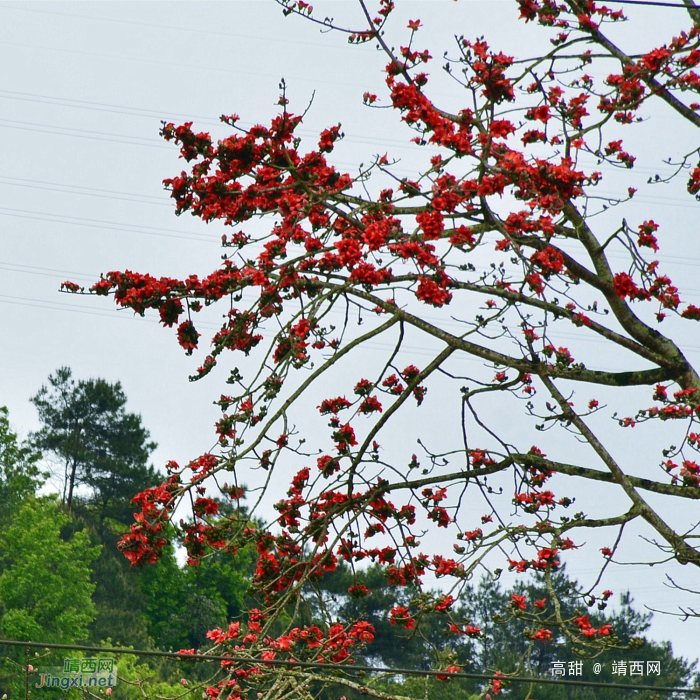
29 368 163 650
0 497 100 696
311 562 467 671
87 519 154 648
30 366 158 518
0 405 44 525
137 544 243 652
0 497 99 642
100 651 198 700
315 567 697 700
456 571 699 699
138 511 256 651
137 543 192 650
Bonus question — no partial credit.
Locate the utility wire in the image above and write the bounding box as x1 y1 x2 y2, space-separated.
0 175 168 206
0 86 696 179
0 39 364 92
0 206 219 244
0 89 424 152
0 88 221 125
0 118 170 150
1 639 698 695
2 291 700 363
4 207 700 286
2 168 699 211
0 87 692 175
608 0 698 6
0 4 368 52
0 294 220 331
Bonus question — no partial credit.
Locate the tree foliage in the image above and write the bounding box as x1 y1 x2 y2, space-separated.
0 405 44 526
307 565 697 699
24 368 163 650
62 0 700 697
86 517 155 649
30 366 158 517
137 540 253 652
0 498 99 646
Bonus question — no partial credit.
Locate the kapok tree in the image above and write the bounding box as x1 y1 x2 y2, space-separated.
65 0 700 696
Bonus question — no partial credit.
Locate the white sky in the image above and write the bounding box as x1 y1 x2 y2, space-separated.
1 0 700 668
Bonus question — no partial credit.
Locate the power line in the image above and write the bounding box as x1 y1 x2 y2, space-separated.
0 4 367 53
1 638 698 695
2 166 698 213
2 289 699 367
0 294 489 367
0 175 168 206
0 206 219 244
0 294 146 322
0 293 220 332
3 206 700 304
0 87 695 178
0 117 169 150
0 263 95 284
0 119 428 178
0 88 220 125
0 38 364 92
0 88 414 151
608 0 698 7
0 97 431 155
1 99 698 210
0 86 696 191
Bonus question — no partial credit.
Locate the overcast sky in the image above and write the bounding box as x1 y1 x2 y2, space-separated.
2 0 699 665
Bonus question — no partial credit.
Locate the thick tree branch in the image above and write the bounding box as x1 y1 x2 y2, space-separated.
541 375 700 566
